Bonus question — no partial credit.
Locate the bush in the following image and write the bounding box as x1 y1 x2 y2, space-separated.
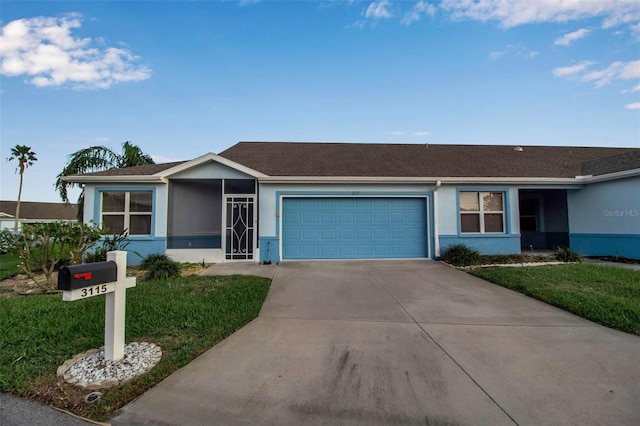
84 229 130 263
0 229 17 254
13 222 104 291
442 244 481 266
141 253 180 281
554 247 581 263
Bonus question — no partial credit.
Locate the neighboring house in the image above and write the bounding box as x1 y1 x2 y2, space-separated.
0 200 78 230
62 143 640 265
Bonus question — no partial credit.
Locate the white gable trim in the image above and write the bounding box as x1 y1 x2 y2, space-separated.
157 152 268 179
576 168 640 184
61 175 166 183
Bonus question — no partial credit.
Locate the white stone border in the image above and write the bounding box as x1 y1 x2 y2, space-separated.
57 342 162 390
440 260 572 270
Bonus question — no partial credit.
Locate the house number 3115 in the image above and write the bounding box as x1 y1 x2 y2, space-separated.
80 285 109 298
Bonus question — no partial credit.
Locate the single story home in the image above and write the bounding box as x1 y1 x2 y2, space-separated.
64 142 640 264
0 200 78 231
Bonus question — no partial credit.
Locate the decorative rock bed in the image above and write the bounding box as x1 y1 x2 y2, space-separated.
441 260 569 270
57 342 162 390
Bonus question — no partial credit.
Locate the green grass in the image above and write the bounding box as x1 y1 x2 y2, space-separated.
470 264 640 335
0 252 22 281
0 274 271 420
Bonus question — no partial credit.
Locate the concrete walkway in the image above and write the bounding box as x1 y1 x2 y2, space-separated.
112 260 640 425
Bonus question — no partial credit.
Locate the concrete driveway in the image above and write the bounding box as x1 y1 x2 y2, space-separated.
112 260 640 425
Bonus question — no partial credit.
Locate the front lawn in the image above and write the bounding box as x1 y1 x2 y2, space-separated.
0 251 22 281
470 264 640 335
0 274 271 420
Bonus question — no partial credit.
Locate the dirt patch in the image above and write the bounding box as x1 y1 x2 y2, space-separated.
481 254 552 264
0 272 56 297
0 264 212 298
586 256 640 264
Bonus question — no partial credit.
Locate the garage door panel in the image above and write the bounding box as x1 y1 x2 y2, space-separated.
283 197 428 259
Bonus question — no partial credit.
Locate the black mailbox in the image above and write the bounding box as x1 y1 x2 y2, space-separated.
58 261 118 291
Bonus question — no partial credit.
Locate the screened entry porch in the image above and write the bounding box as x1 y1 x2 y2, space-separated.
518 189 570 251
167 178 257 262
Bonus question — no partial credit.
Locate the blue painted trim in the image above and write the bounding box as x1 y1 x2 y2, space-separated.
93 187 157 237
259 236 280 263
455 188 511 236
122 237 167 265
570 233 640 260
167 234 221 249
440 234 521 255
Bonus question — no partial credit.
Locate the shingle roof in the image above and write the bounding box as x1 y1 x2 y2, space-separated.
67 143 639 180
582 150 640 176
0 201 78 220
219 142 638 178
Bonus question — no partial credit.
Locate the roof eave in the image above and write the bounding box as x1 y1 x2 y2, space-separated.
61 175 167 184
258 176 583 185
580 168 640 183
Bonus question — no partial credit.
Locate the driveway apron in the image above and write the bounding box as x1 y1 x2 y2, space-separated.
112 260 640 426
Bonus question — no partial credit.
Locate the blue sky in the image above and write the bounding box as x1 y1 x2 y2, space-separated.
1 0 639 203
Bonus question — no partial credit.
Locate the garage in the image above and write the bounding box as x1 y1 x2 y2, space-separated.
282 197 429 259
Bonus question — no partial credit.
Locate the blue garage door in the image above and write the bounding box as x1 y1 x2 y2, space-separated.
283 197 428 259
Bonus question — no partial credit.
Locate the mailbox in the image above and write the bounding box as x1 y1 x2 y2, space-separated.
58 261 118 291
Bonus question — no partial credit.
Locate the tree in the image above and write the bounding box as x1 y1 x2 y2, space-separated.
12 221 105 291
7 145 37 230
55 141 155 217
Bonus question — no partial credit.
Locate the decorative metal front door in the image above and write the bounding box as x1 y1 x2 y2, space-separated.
224 196 255 261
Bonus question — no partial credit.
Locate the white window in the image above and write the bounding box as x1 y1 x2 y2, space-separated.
460 192 505 233
101 191 152 235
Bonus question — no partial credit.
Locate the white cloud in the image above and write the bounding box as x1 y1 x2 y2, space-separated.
554 28 591 46
582 61 624 87
401 1 436 26
365 1 393 20
346 20 366 30
624 102 640 110
440 0 640 30
390 130 431 137
238 0 260 5
489 49 507 60
555 59 640 95
0 14 151 89
620 60 640 79
553 60 596 77
489 44 538 61
622 82 640 93
152 154 187 163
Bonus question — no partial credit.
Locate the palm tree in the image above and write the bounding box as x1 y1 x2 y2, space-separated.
7 145 37 230
55 141 155 217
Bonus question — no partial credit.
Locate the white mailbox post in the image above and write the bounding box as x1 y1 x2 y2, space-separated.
58 250 136 362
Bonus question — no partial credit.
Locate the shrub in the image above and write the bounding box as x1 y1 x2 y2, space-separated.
141 253 180 281
554 247 581 263
0 229 17 254
140 253 170 270
442 244 481 266
84 229 130 263
13 222 104 291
